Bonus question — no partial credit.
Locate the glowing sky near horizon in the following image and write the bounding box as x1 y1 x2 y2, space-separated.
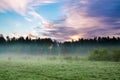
0 0 120 41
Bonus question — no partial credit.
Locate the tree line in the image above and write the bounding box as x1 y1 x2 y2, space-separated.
0 34 120 55
0 34 120 45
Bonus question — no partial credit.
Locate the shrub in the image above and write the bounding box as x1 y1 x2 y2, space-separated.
88 48 120 62
111 49 120 61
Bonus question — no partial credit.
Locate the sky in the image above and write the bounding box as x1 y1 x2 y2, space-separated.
0 0 120 41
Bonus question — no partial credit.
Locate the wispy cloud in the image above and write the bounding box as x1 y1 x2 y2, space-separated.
34 0 120 41
1 0 120 41
0 0 56 22
0 0 57 38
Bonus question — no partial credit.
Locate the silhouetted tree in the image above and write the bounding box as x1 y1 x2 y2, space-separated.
6 36 10 42
0 35 120 55
0 34 6 44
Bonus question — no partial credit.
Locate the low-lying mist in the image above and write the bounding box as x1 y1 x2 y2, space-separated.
0 44 119 57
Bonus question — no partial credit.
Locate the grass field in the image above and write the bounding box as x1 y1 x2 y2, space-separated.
0 56 120 80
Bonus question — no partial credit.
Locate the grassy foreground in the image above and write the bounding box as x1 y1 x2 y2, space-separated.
0 56 120 80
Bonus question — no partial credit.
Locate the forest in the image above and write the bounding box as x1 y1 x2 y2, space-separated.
0 34 120 55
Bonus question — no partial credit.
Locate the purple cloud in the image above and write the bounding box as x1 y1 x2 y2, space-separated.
34 0 120 41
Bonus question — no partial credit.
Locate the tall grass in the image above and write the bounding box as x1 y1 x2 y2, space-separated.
88 48 120 61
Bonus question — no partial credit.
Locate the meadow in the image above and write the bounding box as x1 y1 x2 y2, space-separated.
0 56 120 80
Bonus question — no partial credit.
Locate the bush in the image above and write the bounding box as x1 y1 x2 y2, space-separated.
111 49 120 61
88 49 120 62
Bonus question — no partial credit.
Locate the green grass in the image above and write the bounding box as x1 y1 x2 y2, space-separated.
88 48 120 61
0 56 120 80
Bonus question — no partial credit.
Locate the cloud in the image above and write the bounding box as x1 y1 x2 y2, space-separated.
25 17 32 22
1 0 120 41
0 0 56 23
35 0 120 41
0 0 56 15
0 0 58 39
86 0 120 18
0 0 28 15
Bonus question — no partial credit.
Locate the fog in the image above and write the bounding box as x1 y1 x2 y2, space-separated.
0 44 119 57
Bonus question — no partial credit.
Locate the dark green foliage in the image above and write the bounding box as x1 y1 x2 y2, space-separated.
111 49 120 61
0 33 120 55
88 49 120 61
